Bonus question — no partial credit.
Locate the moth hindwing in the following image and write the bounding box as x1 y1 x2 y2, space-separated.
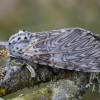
7 28 100 73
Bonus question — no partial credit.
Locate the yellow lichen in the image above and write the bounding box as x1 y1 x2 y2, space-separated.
0 69 4 82
0 69 4 76
0 49 7 58
0 88 6 97
2 49 7 57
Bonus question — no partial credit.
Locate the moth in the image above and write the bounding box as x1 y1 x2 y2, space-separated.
7 28 100 75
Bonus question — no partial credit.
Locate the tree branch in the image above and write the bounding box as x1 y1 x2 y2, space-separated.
0 28 100 100
8 79 84 100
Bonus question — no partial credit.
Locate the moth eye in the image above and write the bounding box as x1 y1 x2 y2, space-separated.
23 30 25 32
17 37 21 40
24 36 27 40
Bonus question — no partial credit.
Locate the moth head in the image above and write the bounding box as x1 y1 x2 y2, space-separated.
7 30 33 58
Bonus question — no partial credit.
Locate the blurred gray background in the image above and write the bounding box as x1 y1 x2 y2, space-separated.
0 0 100 99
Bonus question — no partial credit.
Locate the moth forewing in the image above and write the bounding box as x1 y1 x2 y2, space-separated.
7 28 100 73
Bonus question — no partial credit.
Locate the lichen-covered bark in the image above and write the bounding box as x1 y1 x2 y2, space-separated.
1 42 52 97
8 79 78 100
0 59 52 97
0 41 95 100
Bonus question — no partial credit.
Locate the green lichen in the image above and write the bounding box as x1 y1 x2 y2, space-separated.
73 72 87 99
24 88 51 100
85 72 100 92
48 79 77 100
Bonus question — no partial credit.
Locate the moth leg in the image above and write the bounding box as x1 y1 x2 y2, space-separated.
8 59 35 78
8 59 25 66
25 63 36 78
